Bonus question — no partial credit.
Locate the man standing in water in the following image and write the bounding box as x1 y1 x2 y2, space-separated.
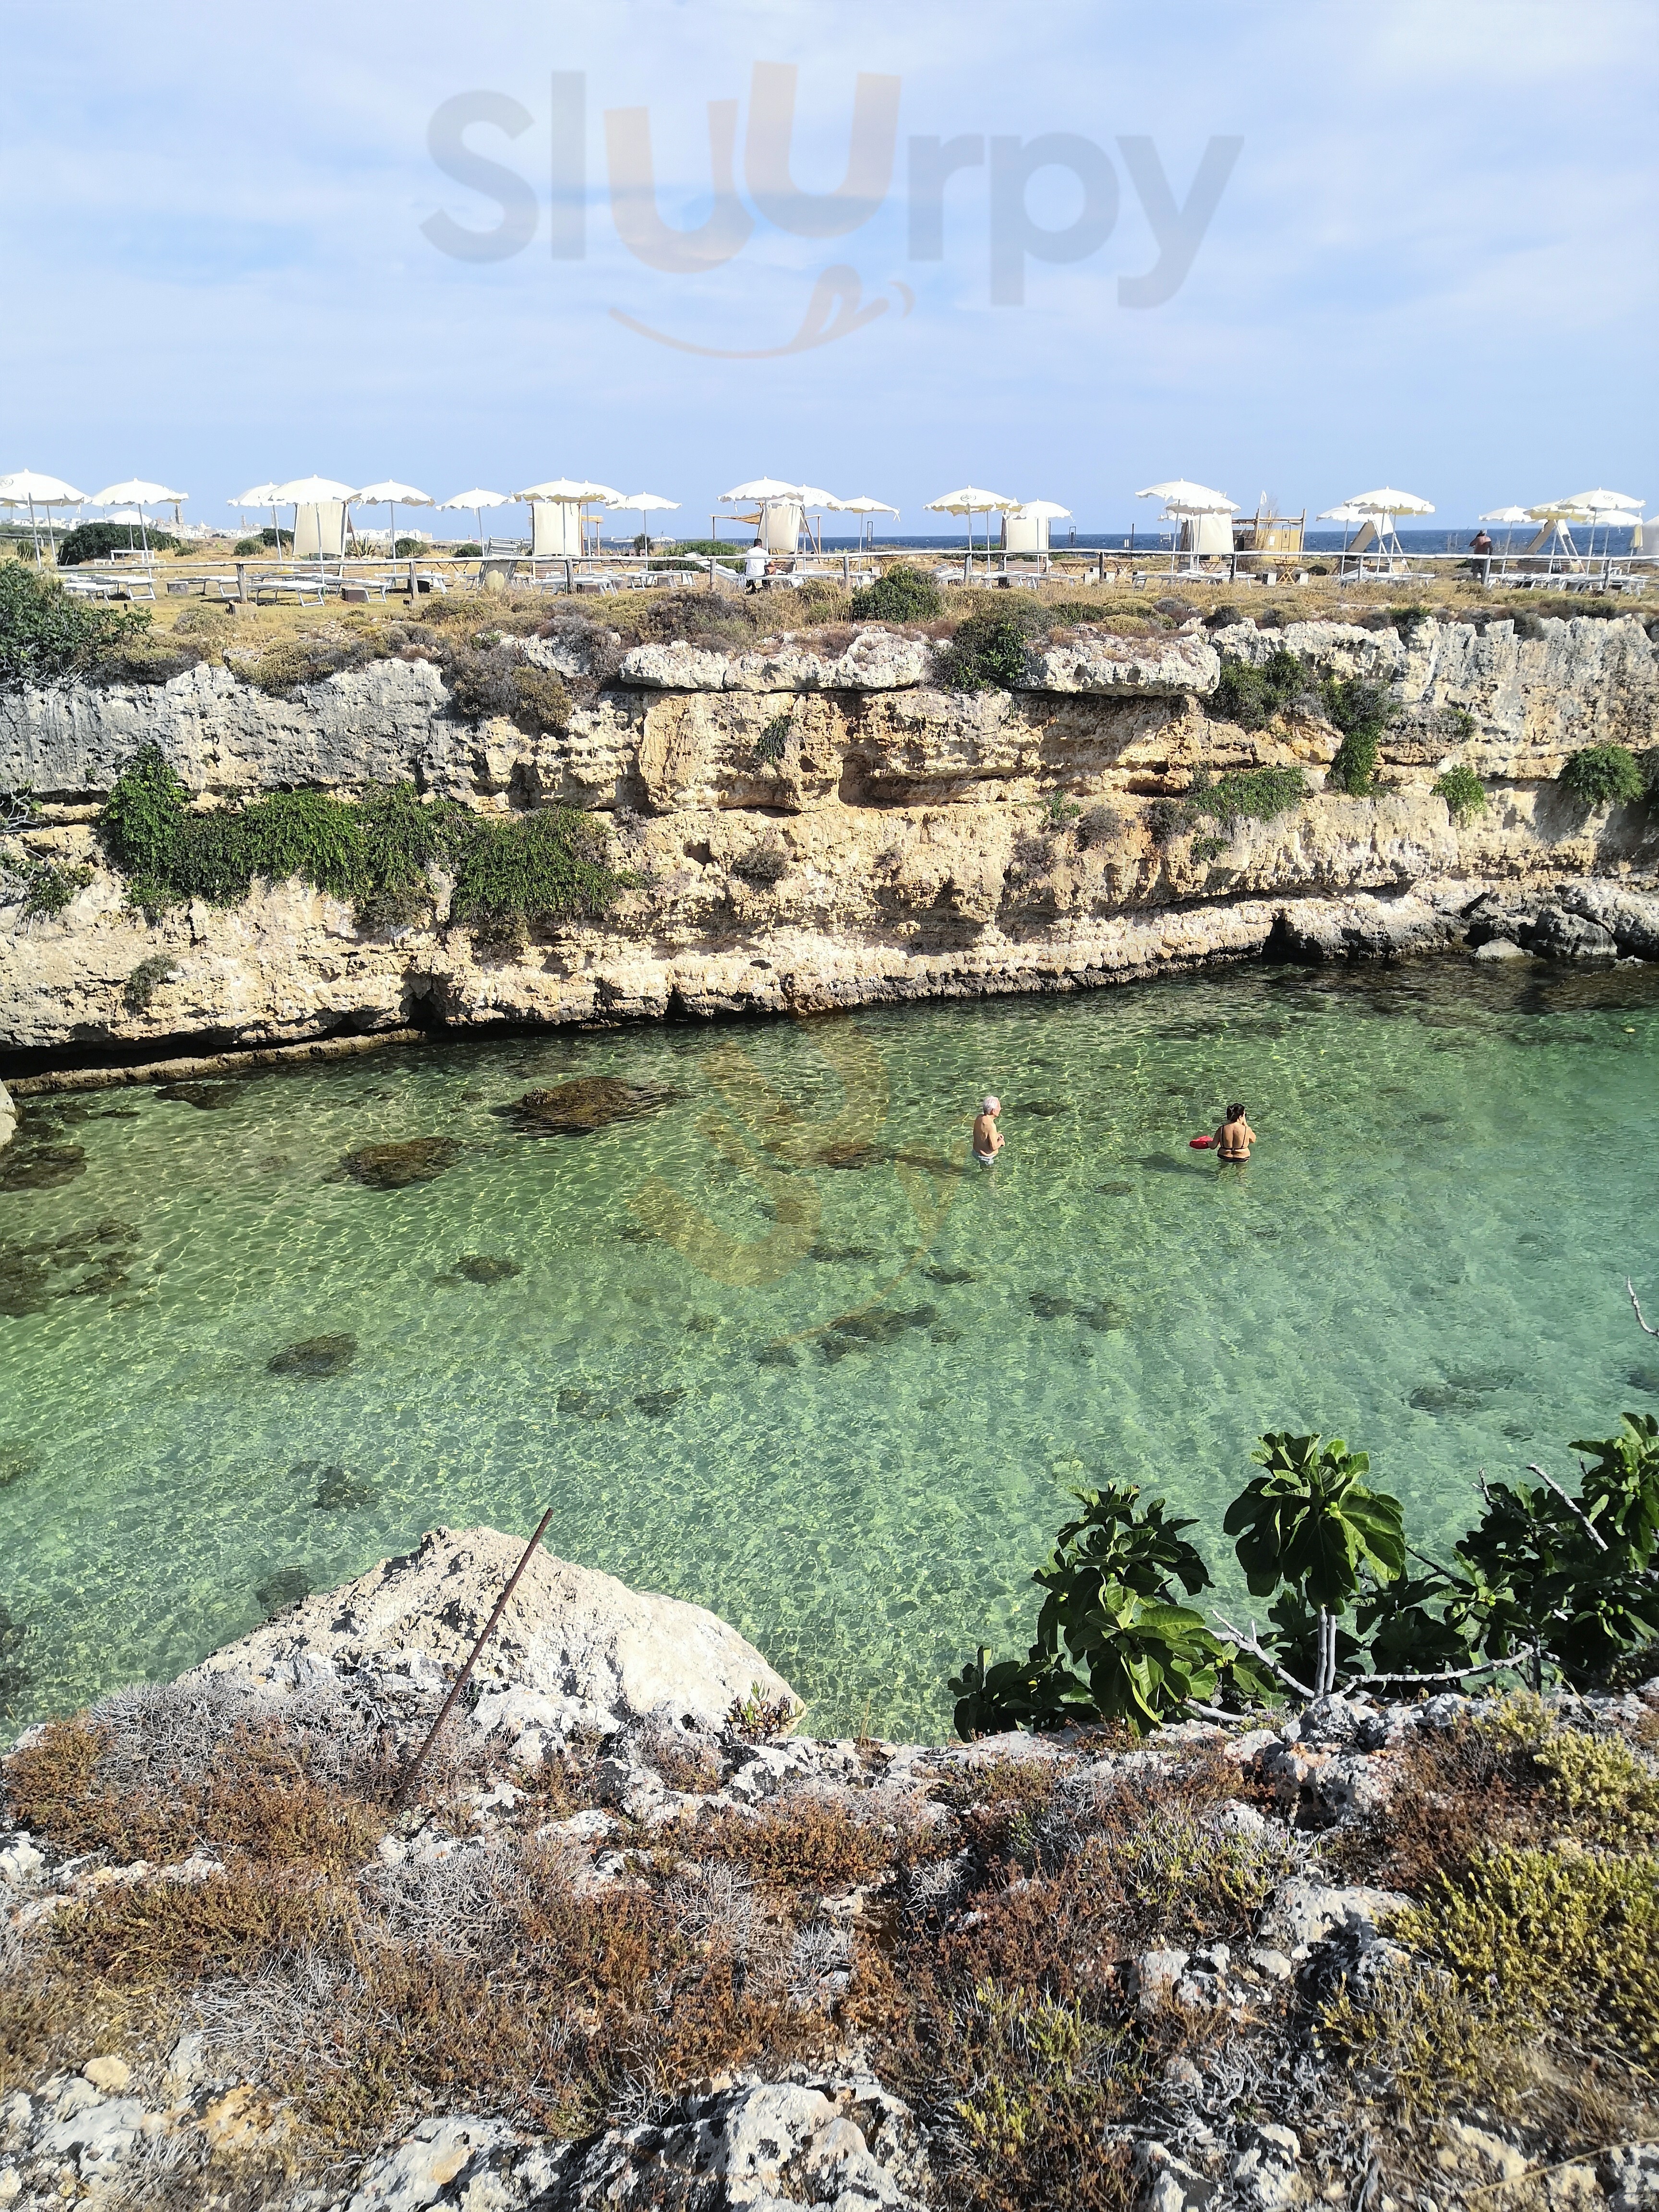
973 1096 1004 1165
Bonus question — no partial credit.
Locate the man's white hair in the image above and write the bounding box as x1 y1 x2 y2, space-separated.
982 1095 1000 1113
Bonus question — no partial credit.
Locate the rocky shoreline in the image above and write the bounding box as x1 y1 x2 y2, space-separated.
3 609 1658 1064
4 1528 1659 2211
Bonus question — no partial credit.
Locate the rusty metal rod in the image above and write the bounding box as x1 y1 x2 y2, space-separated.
391 1506 555 1811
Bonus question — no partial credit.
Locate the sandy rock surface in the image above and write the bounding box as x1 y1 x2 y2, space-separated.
183 1525 796 1746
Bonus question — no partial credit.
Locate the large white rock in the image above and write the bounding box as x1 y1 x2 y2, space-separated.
182 1526 796 1742
0 1078 14 1152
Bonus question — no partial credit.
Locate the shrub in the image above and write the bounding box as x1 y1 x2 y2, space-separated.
1076 803 1121 850
732 836 791 884
447 807 633 936
1399 1846 1659 2066
1433 764 1487 821
122 953 178 1016
233 538 262 556
353 781 459 929
247 629 374 697
754 714 792 766
1043 791 1082 831
450 541 482 559
850 563 942 623
0 561 153 688
1560 744 1644 808
1210 646 1307 730
443 643 570 733
942 610 1040 691
1638 747 1659 801
1322 676 1395 795
56 521 182 566
1192 766 1308 832
0 847 93 918
702 1800 897 1888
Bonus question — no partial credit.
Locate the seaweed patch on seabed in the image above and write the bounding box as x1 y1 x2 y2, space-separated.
156 1082 246 1110
339 1139 462 1190
267 1334 358 1378
0 1446 39 1489
254 1565 314 1616
0 1220 140 1315
0 1602 30 1710
455 1253 523 1284
819 1304 938 1362
0 1112 86 1192
304 1463 378 1511
501 1078 676 1136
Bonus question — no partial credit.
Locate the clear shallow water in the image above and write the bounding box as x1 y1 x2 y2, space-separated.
3 962 1658 1743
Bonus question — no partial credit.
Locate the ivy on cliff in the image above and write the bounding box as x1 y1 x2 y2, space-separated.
98 743 633 935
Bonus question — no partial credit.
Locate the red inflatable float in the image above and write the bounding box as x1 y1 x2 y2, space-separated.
1190 1135 1214 1149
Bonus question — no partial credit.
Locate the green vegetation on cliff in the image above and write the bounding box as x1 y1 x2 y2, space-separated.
98 742 632 936
0 560 153 686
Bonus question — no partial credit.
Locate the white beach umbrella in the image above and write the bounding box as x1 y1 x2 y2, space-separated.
90 477 188 557
352 479 433 558
270 475 359 505
1479 506 1533 524
1136 480 1237 513
619 491 680 551
925 485 1018 557
836 494 899 548
230 482 285 545
0 469 87 562
436 488 512 549
1561 487 1641 512
1341 488 1435 519
721 477 806 503
1011 500 1072 521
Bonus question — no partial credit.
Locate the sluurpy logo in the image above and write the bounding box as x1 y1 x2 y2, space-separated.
422 65 1241 357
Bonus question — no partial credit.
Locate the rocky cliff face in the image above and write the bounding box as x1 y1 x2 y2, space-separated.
2 612 1656 1058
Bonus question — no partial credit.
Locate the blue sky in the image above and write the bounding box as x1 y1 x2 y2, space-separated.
2 0 1655 532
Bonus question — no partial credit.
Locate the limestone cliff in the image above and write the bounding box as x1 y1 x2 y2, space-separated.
2 612 1657 1058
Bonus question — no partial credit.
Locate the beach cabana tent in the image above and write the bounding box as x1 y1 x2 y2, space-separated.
925 486 1018 559
271 476 358 563
1138 481 1237 556
90 479 187 558
515 480 623 560
1002 500 1071 556
352 480 433 557
0 469 87 563
721 478 809 553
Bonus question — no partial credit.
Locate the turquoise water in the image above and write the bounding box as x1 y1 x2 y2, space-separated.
3 962 1659 1743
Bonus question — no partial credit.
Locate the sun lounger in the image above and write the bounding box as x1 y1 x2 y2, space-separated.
254 573 327 606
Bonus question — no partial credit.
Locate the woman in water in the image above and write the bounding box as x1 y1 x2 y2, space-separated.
972 1095 1004 1165
1213 1102 1256 1162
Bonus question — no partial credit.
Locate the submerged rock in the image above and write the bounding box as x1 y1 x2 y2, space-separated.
267 1332 358 1378
634 1386 685 1417
924 1262 978 1285
503 1078 673 1136
756 1341 799 1368
1029 1290 1075 1319
182 1522 798 1746
340 1137 462 1188
456 1252 522 1284
156 1082 246 1110
0 1124 86 1191
255 1565 315 1616
820 1305 937 1361
305 1463 378 1511
0 1444 38 1488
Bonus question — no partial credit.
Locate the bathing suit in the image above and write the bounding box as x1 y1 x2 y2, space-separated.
973 1147 997 1166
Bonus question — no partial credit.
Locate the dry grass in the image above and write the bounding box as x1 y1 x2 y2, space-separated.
700 1796 911 1888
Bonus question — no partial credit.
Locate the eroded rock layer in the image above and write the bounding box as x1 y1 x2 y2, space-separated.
2 613 1657 1056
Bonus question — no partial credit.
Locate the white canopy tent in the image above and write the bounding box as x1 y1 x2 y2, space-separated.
0 469 87 563
619 492 680 552
89 479 188 558
351 480 433 557
271 476 358 563
515 479 623 560
1002 499 1071 557
1138 481 1237 559
721 478 810 553
925 486 1019 559
436 488 513 551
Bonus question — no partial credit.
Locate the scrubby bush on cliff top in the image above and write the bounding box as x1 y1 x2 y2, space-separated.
0 559 153 686
98 742 632 938
849 562 942 624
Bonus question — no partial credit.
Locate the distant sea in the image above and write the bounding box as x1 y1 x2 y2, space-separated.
587 526 1645 558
